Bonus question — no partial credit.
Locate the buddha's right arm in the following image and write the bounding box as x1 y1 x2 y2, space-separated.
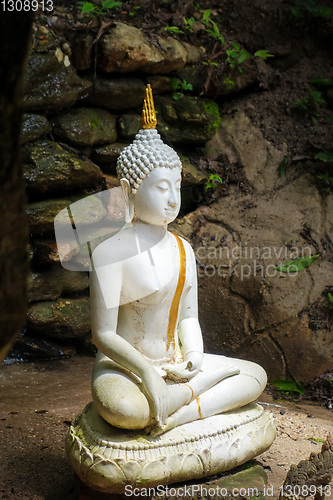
90 264 154 379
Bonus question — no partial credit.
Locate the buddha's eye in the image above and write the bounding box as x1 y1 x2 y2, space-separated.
156 183 168 191
175 181 181 191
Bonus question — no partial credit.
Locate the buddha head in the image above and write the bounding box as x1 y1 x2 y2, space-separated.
117 85 182 226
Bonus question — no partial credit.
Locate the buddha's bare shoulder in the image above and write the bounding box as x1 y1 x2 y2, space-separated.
92 226 138 267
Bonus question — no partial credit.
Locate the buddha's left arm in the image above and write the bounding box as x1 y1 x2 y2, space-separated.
178 241 203 370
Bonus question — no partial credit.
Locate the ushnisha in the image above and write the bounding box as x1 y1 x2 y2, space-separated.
66 84 276 494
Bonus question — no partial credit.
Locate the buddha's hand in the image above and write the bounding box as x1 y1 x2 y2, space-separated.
141 367 170 426
162 351 203 382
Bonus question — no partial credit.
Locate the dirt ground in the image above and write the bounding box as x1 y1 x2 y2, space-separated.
0 356 332 500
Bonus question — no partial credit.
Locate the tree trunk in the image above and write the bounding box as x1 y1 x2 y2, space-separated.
0 12 34 362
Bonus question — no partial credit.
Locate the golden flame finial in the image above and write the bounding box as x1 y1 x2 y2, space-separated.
140 84 157 130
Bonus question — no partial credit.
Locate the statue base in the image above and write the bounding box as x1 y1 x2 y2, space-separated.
66 402 275 494
74 460 268 499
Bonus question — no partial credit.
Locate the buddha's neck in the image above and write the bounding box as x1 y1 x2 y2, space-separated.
131 220 168 248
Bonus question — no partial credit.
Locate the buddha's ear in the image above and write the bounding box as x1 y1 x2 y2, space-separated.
120 178 134 223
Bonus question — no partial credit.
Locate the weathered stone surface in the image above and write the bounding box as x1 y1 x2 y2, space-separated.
23 53 92 112
180 154 208 187
98 22 202 74
146 75 173 94
70 33 94 70
27 195 107 235
155 95 220 144
23 140 104 196
52 108 117 147
32 239 63 264
82 76 146 111
180 155 208 213
118 113 141 140
20 114 52 143
172 175 333 381
91 143 127 163
6 331 76 362
28 265 89 303
205 111 287 192
27 297 90 339
27 199 71 235
174 60 258 96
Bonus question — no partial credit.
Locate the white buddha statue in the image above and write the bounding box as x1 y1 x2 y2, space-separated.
90 85 267 436
66 86 275 493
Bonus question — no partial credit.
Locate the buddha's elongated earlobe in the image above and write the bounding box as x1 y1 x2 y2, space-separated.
120 178 134 223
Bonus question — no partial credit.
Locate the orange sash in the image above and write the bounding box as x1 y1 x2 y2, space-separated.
167 234 186 351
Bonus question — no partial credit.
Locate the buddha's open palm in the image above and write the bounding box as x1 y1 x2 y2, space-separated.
162 351 203 382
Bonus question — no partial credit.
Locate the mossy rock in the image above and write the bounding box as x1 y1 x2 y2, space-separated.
20 114 52 143
155 95 220 144
28 265 89 303
27 297 90 339
23 53 92 112
23 140 104 196
118 114 141 140
26 195 106 235
52 108 117 148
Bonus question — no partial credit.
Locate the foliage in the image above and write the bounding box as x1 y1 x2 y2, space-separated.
78 0 122 16
271 379 305 395
310 78 333 88
226 42 251 73
328 292 333 309
183 16 196 31
315 151 333 162
275 254 320 273
278 156 288 178
206 173 222 189
291 0 333 20
317 171 333 192
293 86 326 110
164 26 184 34
308 437 325 443
171 78 193 100
254 50 274 60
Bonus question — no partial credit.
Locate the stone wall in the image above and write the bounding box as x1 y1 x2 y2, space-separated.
11 17 333 382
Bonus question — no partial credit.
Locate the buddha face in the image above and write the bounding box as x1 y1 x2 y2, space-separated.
131 166 181 226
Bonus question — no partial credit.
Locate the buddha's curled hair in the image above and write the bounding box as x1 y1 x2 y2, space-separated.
116 129 182 194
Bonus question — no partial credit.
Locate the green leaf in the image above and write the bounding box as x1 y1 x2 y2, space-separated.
171 78 180 91
81 2 96 13
275 254 320 273
102 0 122 8
202 9 211 20
232 42 240 50
209 174 222 183
238 50 251 64
308 437 325 443
173 92 183 100
328 292 333 303
164 26 184 33
271 379 304 395
278 156 288 178
309 78 333 88
254 49 274 59
291 6 304 17
315 151 333 162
